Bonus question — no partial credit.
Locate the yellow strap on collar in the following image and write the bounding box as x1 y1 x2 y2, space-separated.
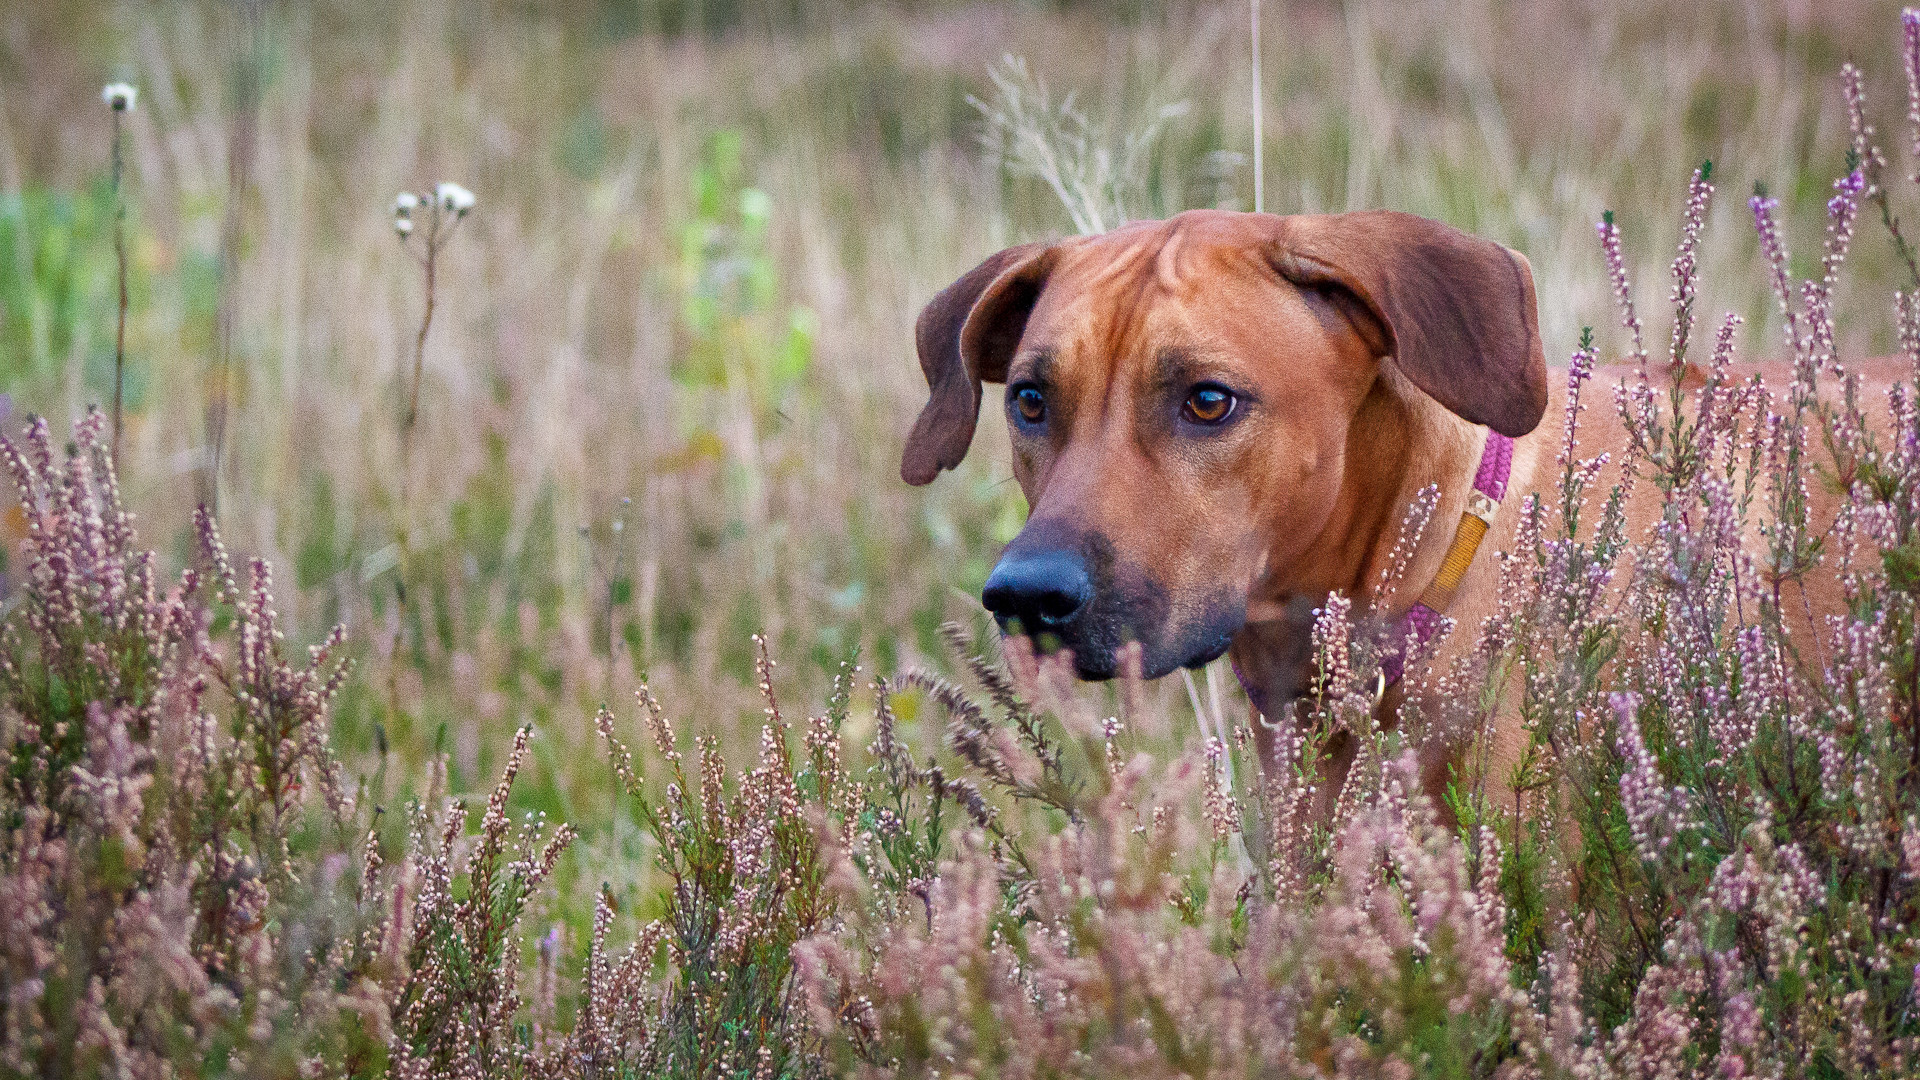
1416 490 1500 613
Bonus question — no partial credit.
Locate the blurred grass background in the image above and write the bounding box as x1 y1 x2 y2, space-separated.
0 0 1911 928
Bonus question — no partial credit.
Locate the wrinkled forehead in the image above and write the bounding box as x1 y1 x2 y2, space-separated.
1037 220 1220 312
1012 221 1325 384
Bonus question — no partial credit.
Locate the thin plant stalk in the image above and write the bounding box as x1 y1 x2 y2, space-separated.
205 0 264 513
404 210 439 439
389 208 439 725
1251 0 1263 213
109 104 128 468
398 196 465 474
388 190 466 723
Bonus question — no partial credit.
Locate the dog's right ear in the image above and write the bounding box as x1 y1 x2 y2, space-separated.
902 242 1057 486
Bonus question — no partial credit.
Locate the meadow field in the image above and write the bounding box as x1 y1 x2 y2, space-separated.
8 0 1920 1076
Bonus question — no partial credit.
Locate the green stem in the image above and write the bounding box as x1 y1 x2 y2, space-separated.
110 110 128 470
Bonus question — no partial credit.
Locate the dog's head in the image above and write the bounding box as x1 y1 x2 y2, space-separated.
903 209 1545 679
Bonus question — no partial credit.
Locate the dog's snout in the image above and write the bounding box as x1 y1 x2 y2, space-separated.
982 550 1092 633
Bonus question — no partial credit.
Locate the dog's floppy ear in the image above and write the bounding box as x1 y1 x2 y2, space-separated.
1264 210 1548 437
902 242 1057 485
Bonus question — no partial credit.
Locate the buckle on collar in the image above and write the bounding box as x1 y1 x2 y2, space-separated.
1465 489 1500 525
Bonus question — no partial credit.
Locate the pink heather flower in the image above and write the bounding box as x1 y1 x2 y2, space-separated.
1842 63 1886 185
1311 591 1356 702
1560 338 1597 469
1614 693 1692 860
1377 483 1440 604
1597 213 1649 367
1669 164 1715 365
1907 10 1920 180
1825 169 1866 282
1750 192 1804 355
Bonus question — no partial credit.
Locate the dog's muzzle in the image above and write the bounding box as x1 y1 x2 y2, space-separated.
983 524 1241 679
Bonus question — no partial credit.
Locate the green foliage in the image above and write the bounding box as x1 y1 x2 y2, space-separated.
0 185 116 394
673 130 816 414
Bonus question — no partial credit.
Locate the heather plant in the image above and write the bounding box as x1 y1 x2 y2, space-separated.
551 639 1009 1079
792 632 1561 1078
385 725 575 1080
0 410 575 1079
584 639 836 1079
0 409 359 1076
1444 22 1920 1073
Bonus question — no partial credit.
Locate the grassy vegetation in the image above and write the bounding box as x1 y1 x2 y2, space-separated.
7 1 1920 1076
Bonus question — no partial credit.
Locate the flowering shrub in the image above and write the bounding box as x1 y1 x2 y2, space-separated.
0 410 574 1078
0 409 353 1076
571 643 838 1079
1468 58 1920 1070
796 645 1561 1078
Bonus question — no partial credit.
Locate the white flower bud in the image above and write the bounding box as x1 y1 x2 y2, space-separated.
435 182 476 215
101 83 137 112
393 191 419 217
395 217 414 237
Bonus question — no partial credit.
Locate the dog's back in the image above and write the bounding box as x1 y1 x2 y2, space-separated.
1430 355 1913 805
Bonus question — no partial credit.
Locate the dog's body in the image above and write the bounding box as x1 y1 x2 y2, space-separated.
901 208 1894 806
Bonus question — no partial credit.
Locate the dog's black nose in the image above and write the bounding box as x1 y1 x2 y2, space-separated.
982 550 1092 633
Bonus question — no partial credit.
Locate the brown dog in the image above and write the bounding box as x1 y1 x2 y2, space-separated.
900 207 1888 801
903 208 1544 755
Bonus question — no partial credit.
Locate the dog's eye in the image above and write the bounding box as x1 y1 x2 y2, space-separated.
1182 384 1235 425
1012 385 1047 425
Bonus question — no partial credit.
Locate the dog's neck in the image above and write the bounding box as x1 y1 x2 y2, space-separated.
1255 365 1485 611
1232 367 1483 708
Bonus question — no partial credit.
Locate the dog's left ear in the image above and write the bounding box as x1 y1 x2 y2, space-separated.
1263 210 1548 437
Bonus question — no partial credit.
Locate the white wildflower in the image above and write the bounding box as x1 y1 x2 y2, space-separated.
393 191 419 217
435 182 476 215
101 83 137 112
395 217 413 237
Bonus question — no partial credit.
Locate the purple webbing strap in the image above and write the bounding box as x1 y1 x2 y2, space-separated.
1474 429 1514 501
1379 604 1444 686
1235 430 1514 719
1379 430 1513 685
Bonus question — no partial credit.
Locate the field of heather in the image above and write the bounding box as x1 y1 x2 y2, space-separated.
6 1 1920 1076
